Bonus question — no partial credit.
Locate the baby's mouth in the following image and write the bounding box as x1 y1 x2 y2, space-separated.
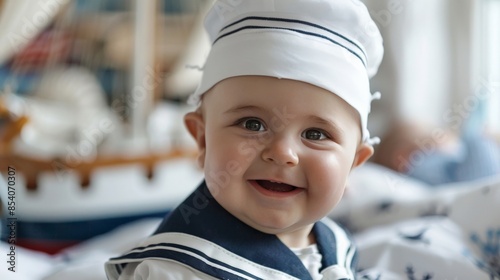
255 180 297 192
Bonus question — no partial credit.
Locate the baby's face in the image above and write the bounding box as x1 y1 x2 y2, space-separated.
185 76 372 244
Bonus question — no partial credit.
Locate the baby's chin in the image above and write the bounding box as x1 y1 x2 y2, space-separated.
241 214 314 236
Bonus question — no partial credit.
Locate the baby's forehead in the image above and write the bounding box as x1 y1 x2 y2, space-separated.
203 76 360 122
211 75 352 100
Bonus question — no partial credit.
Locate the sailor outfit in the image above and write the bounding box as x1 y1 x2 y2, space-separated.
105 182 357 280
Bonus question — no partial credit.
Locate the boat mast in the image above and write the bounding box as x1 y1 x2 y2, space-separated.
129 0 157 147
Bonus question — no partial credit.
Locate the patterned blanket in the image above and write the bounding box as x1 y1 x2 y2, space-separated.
331 163 500 280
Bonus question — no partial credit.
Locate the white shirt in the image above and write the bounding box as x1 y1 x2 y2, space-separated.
291 244 323 280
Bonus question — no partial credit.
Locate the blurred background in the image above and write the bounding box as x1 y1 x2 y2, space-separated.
0 0 498 260
0 0 209 255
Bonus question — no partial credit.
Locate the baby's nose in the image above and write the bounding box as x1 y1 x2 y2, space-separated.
261 136 299 166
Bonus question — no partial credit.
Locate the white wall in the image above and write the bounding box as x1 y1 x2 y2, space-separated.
363 0 482 136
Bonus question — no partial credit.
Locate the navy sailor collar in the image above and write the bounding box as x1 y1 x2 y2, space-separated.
153 181 344 279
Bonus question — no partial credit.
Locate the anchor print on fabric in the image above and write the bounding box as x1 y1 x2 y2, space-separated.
398 227 430 245
406 265 433 280
464 228 500 279
359 270 381 280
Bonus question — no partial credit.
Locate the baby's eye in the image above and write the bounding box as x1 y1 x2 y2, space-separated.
302 129 328 140
241 118 265 131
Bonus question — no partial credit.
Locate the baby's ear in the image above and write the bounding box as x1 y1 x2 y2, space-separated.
184 111 206 168
352 143 374 169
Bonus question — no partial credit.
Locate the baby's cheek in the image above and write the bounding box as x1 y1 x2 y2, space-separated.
308 157 348 198
316 183 346 217
203 150 242 190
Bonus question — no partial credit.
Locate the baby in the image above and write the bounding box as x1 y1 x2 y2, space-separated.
106 0 383 279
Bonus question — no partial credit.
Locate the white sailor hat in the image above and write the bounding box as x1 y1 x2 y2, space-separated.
189 0 384 144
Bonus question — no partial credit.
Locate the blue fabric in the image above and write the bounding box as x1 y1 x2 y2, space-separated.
407 135 500 185
454 135 500 182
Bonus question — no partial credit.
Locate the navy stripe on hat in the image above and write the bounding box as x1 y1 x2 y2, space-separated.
214 16 367 67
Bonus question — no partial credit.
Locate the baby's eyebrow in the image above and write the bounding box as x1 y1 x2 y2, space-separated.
223 105 264 114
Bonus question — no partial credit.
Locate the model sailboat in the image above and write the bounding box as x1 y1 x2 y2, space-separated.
0 0 208 254
0 0 210 189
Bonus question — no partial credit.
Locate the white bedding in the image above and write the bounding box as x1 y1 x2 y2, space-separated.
334 163 500 279
1 163 499 279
